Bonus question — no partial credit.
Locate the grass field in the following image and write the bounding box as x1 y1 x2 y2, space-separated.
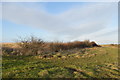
2 45 119 78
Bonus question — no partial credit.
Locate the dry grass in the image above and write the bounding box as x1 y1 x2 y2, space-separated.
2 43 19 48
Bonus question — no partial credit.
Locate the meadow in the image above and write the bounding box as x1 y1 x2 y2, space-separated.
1 37 120 79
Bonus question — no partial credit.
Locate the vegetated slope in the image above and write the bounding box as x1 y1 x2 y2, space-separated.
2 46 119 78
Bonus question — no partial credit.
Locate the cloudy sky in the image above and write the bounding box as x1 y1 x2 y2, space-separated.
1 2 118 44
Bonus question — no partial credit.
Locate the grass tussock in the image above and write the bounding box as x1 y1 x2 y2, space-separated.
2 46 119 78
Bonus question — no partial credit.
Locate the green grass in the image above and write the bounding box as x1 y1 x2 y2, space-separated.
2 46 119 78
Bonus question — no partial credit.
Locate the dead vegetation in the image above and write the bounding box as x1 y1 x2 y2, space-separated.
2 36 101 56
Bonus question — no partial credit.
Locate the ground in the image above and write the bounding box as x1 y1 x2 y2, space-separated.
2 45 120 78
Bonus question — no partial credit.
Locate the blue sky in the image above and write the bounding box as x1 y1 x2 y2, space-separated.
1 2 118 44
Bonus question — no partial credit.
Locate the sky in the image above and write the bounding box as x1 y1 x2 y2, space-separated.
0 2 118 44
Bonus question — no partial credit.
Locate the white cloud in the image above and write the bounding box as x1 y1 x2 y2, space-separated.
2 2 118 43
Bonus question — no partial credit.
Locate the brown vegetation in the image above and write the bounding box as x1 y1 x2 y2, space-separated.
2 36 100 56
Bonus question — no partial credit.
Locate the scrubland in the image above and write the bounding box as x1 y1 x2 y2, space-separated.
1 36 119 78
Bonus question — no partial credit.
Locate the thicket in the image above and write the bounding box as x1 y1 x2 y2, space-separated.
2 36 100 55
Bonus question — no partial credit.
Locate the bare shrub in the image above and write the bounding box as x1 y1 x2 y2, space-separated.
2 35 100 55
17 36 45 55
48 40 99 52
49 42 65 52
